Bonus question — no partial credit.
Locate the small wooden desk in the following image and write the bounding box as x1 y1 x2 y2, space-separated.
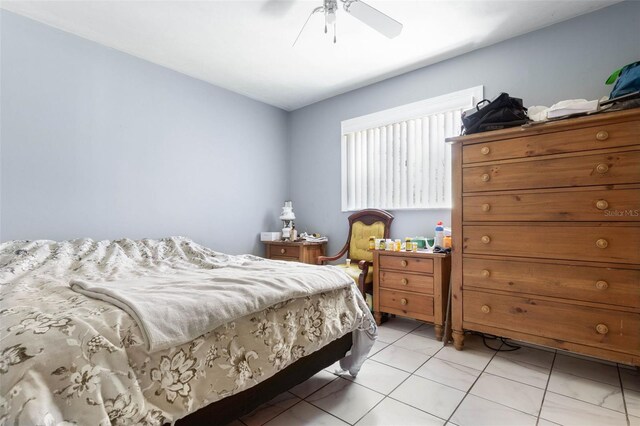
263 240 326 265
373 250 451 341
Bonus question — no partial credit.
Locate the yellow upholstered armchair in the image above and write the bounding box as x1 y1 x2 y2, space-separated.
318 209 394 308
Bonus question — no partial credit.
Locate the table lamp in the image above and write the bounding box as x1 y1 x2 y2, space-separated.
279 201 296 241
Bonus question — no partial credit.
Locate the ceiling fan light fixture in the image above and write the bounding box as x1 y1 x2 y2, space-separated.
325 10 336 25
292 0 403 47
343 0 403 39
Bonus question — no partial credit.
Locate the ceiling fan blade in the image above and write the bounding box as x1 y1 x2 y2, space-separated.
343 0 402 38
292 6 324 47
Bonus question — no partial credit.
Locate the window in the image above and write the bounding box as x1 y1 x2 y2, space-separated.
341 86 483 211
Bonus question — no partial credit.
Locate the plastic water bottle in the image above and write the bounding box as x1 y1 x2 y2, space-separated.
435 221 445 247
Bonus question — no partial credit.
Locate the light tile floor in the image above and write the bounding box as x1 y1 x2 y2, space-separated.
234 317 639 426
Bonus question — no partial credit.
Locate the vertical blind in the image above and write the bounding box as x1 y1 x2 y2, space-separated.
341 108 463 211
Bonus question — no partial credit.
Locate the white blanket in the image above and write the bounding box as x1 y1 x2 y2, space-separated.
70 256 354 352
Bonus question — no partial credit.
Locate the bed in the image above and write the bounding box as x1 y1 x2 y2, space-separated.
0 237 376 425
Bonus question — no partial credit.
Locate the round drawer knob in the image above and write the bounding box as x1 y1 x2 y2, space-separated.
401 278 408 285
481 269 491 278
481 305 491 314
596 239 608 249
481 203 491 212
401 260 408 267
481 173 491 182
280 248 286 254
595 280 609 290
596 163 609 174
596 200 609 210
596 323 609 335
400 298 408 306
595 130 609 141
481 235 491 244
480 146 491 155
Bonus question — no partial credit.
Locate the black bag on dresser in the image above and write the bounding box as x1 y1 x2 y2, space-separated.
461 92 529 135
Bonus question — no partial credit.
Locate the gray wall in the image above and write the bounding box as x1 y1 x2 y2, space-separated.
288 1 640 255
0 10 289 254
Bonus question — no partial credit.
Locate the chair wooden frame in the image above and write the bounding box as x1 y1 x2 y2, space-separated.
318 209 394 296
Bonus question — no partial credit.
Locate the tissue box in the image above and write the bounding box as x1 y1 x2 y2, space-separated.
260 232 282 241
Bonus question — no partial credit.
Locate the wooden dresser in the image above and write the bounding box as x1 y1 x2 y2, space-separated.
373 251 451 341
447 109 640 366
263 240 326 264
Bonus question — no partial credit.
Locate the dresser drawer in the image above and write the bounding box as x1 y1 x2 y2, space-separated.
463 290 640 355
379 289 434 317
269 245 300 259
378 254 434 274
463 257 640 308
463 121 640 164
379 270 434 294
463 188 640 222
463 224 640 264
462 150 640 193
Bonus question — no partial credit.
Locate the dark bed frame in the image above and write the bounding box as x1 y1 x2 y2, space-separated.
174 333 353 425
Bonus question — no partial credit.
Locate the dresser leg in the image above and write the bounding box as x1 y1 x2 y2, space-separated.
452 330 464 350
374 312 383 326
434 325 444 341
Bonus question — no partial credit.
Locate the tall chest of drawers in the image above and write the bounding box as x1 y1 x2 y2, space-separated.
447 109 640 366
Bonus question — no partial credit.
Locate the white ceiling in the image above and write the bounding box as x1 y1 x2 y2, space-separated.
1 1 619 111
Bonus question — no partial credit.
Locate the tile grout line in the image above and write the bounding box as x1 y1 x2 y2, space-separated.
542 389 632 416
274 326 567 425
350 394 388 425
552 366 625 388
298 324 422 426
257 324 421 426
350 336 448 425
376 334 540 422
535 350 557 426
266 387 352 426
616 363 631 426
257 398 306 426
348 325 453 425
353 351 447 424
259 363 348 426
478 366 550 391
444 336 503 424
461 392 550 421
536 355 633 422
261 325 628 426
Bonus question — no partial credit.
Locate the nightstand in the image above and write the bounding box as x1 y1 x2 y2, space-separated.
263 240 326 265
373 250 451 341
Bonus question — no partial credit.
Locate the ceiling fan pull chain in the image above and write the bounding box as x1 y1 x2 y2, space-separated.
334 22 337 43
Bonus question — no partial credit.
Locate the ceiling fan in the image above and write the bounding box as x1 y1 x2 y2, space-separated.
293 0 403 46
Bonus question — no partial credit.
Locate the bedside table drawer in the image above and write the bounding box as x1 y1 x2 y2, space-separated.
271 245 300 258
263 241 326 265
269 254 300 262
379 289 434 317
378 254 434 274
379 270 434 294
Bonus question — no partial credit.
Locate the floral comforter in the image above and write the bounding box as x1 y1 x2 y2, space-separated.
0 237 375 425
